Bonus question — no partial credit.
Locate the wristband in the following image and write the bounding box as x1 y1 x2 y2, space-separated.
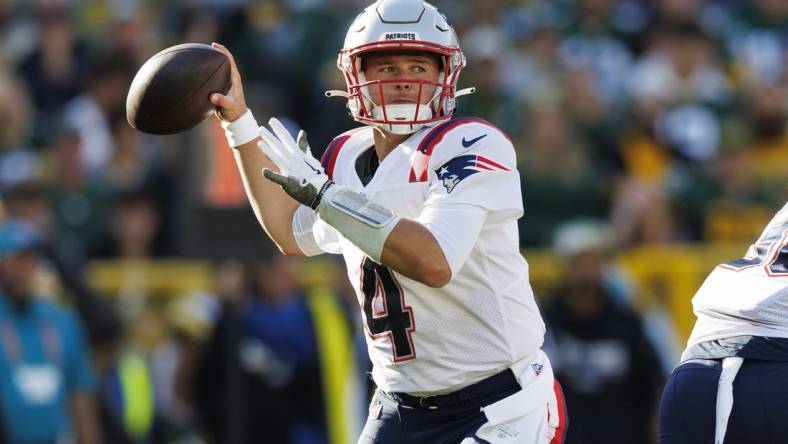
310 180 334 210
221 109 259 148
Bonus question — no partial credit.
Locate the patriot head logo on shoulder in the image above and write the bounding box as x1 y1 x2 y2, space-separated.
435 154 511 193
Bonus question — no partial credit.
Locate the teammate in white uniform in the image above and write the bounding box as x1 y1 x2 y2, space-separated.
659 202 788 443
209 0 568 442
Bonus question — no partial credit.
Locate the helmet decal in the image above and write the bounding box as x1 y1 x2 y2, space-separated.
381 32 420 41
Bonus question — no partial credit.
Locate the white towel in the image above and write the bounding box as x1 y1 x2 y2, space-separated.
481 350 553 424
715 357 744 444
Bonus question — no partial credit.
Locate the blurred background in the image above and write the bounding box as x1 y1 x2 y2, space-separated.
0 0 784 443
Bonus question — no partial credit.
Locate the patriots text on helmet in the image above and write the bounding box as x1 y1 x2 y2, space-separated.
382 32 419 41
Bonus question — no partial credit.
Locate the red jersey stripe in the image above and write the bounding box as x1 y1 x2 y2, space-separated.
409 117 508 182
550 378 569 444
476 156 510 171
321 135 352 180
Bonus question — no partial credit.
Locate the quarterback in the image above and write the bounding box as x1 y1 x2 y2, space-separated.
210 0 567 442
659 202 788 443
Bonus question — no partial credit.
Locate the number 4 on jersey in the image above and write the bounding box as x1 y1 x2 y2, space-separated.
360 258 416 362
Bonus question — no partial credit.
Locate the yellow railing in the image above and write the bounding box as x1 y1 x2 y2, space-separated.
526 243 749 340
86 243 750 342
88 259 217 297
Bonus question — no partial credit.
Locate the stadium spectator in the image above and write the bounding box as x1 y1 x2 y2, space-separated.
738 86 788 201
516 108 607 246
105 111 156 195
45 125 112 257
0 70 37 191
627 23 732 162
98 190 163 260
60 51 134 175
194 255 363 444
0 220 101 444
4 181 121 347
0 0 38 64
723 0 787 88
152 290 220 442
16 6 87 146
92 320 158 444
544 222 664 444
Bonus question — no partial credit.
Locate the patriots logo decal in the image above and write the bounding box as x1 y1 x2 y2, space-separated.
434 155 511 193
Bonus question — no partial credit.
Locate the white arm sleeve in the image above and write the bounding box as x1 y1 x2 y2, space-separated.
417 202 488 277
292 205 343 256
292 205 324 256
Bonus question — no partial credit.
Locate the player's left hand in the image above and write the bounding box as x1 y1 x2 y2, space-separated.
258 118 332 209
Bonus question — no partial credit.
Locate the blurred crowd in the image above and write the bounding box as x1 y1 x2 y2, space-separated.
445 0 787 247
0 0 785 254
0 0 784 443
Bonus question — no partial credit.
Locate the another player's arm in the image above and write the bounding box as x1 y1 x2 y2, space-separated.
209 43 303 256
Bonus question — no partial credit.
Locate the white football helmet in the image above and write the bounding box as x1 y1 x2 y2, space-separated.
326 0 475 134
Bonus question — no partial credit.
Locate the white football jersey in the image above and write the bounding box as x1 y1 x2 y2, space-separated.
293 118 545 394
687 202 788 349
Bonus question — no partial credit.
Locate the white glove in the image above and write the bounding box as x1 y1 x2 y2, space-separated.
258 117 332 209
259 117 399 262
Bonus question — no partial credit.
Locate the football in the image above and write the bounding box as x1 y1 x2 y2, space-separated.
126 43 231 135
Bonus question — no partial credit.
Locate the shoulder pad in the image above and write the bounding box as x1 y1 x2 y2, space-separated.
409 118 514 182
320 127 366 180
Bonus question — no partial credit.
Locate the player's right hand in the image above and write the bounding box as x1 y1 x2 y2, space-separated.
257 118 332 209
209 42 247 122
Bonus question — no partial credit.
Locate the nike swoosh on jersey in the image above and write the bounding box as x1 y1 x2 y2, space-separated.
461 134 487 147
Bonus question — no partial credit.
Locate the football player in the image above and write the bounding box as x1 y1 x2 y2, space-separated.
659 202 788 443
210 0 568 442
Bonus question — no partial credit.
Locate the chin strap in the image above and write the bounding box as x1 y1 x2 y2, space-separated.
325 90 351 98
455 87 476 98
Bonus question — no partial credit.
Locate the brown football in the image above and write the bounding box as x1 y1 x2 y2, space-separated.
126 43 231 135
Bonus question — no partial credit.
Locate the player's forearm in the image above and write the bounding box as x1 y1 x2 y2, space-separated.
381 219 451 288
233 138 304 255
304 183 451 285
